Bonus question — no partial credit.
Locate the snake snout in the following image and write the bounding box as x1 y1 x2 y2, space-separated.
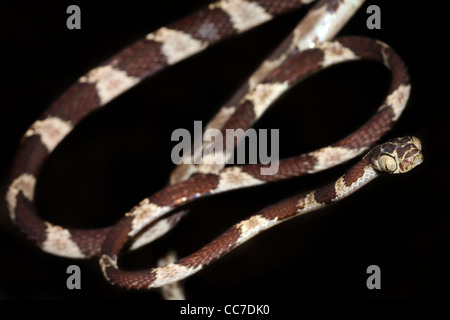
397 136 424 174
411 148 424 169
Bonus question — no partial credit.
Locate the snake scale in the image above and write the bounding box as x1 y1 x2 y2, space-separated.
6 0 423 290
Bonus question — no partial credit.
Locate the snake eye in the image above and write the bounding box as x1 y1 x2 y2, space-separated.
378 154 397 173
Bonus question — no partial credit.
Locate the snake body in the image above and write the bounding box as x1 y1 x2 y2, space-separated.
6 0 422 290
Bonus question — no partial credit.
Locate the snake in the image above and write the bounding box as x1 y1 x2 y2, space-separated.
5 0 422 290
101 136 423 288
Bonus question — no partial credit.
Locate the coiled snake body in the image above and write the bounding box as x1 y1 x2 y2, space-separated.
6 0 423 290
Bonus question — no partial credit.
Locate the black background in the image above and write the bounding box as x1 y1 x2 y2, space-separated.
0 1 448 300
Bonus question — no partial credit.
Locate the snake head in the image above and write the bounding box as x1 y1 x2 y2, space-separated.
372 136 423 174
